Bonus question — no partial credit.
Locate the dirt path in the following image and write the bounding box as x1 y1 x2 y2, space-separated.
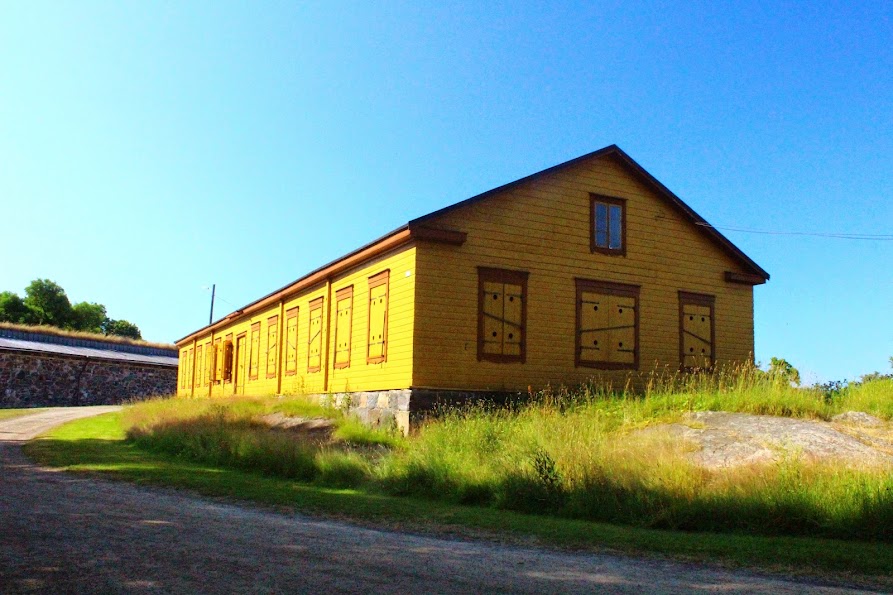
0 408 877 594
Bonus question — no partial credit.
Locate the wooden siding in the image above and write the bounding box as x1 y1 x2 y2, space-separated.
176 245 416 397
412 153 755 391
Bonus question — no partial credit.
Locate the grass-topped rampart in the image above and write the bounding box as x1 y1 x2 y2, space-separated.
116 366 893 542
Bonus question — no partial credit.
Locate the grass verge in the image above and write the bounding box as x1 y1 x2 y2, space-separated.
0 408 46 421
23 412 893 586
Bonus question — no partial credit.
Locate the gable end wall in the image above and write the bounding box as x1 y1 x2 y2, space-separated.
412 154 755 391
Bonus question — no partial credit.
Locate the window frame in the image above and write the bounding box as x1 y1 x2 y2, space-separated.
590 194 627 256
477 266 529 364
180 350 187 389
204 342 212 386
195 344 203 388
307 297 324 373
249 322 260 381
223 334 234 383
678 291 716 370
187 347 194 388
213 337 222 384
333 285 354 370
266 315 279 379
284 307 299 376
366 270 390 365
574 278 640 370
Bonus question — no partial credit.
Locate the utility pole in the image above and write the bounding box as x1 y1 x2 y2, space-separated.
209 284 216 325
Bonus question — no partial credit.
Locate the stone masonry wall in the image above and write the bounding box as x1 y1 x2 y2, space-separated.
310 388 526 435
0 351 177 408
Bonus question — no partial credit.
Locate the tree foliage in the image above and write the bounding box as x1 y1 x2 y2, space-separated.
103 319 142 339
0 279 142 339
0 291 30 324
768 357 801 387
71 302 108 334
24 279 72 326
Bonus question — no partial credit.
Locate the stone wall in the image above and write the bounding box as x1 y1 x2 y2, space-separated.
311 388 526 435
0 351 177 408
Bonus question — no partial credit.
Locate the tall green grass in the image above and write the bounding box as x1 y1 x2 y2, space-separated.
121 368 893 541
124 394 395 487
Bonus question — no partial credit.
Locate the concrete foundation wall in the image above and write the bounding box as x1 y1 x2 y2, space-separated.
0 351 177 408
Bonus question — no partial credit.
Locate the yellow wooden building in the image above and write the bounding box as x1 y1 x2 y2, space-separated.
176 145 768 431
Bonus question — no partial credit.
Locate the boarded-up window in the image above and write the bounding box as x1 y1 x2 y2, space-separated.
334 286 353 369
679 292 715 370
249 322 260 380
575 279 639 369
367 271 389 364
285 307 299 375
179 350 188 389
307 297 324 373
195 345 203 388
187 348 194 388
478 267 528 363
223 335 234 382
214 338 223 383
266 315 279 378
204 342 212 386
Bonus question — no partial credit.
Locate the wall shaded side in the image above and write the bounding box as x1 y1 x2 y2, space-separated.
413 153 756 391
0 351 176 408
179 245 416 397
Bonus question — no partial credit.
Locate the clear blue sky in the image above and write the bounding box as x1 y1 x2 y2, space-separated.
1 2 890 383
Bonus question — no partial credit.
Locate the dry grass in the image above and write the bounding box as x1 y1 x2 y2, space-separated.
0 321 175 349
120 367 893 541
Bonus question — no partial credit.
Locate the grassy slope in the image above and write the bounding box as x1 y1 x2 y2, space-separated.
23 412 893 585
0 408 46 421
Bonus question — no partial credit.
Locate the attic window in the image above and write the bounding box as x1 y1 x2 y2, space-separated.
590 194 626 255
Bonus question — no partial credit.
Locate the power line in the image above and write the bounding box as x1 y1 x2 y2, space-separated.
696 222 893 241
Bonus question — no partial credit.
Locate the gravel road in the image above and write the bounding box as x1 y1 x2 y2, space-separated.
0 408 878 594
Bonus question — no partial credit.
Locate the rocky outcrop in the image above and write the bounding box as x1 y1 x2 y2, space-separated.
637 411 893 470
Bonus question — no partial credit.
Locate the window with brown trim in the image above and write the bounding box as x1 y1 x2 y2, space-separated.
213 337 223 384
590 194 626 255
679 291 715 370
187 348 194 388
204 342 212 386
367 270 389 364
179 350 187 389
195 344 203 388
575 279 639 369
284 307 299 376
307 297 324 373
249 322 260 380
223 335 234 383
334 286 354 369
266 316 279 378
478 267 528 363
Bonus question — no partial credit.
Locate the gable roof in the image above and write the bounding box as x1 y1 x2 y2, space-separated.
176 145 767 345
412 144 769 281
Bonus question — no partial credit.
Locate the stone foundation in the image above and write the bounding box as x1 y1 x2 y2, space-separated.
0 351 177 408
308 388 526 434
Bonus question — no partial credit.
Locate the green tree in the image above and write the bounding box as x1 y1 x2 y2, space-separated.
103 319 142 339
768 357 801 386
0 291 31 323
23 279 72 327
71 301 108 333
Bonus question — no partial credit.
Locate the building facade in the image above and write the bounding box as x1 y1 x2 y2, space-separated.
176 146 768 431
